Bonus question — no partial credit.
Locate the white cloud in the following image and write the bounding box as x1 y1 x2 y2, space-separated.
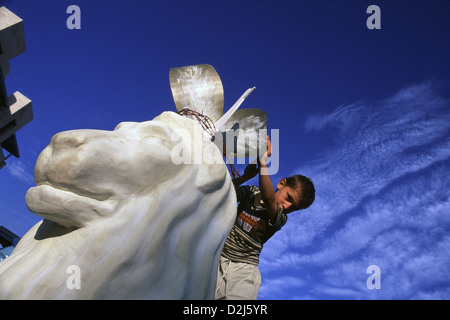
258 276 305 299
6 159 35 185
259 81 450 299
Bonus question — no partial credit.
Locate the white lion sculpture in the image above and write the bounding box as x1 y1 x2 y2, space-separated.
0 111 237 299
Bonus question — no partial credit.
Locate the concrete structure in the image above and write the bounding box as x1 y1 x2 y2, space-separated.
0 6 33 169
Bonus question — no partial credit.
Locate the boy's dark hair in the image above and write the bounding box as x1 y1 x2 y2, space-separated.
285 175 315 210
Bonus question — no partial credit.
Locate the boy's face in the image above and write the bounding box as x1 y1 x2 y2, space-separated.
275 179 302 214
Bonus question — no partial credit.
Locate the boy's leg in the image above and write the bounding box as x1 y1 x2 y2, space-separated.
215 256 229 300
215 256 261 300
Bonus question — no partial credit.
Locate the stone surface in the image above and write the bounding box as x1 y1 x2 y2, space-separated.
0 6 26 78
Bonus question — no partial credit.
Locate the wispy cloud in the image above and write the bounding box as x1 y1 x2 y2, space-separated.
6 159 35 186
258 276 305 299
259 81 450 299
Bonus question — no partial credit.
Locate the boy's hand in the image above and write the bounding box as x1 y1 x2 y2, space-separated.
232 163 258 190
243 163 258 180
258 135 272 167
233 135 272 190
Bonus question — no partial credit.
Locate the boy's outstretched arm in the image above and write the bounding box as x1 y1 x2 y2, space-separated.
258 136 278 221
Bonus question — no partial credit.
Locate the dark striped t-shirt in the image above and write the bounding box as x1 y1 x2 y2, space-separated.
221 185 287 265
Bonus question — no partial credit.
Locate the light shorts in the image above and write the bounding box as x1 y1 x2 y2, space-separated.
215 256 262 300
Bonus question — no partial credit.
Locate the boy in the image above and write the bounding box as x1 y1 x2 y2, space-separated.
215 136 315 300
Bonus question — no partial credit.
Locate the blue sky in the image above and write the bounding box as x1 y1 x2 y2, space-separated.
1 0 449 299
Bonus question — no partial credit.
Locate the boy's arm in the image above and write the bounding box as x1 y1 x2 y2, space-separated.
232 163 258 190
258 136 278 221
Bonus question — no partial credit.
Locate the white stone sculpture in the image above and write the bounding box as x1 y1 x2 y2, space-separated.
0 111 237 299
0 63 268 299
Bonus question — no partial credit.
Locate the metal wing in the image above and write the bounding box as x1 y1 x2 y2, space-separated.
169 64 224 123
214 108 267 159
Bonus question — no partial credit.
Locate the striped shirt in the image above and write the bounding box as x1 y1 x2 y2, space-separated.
221 185 287 265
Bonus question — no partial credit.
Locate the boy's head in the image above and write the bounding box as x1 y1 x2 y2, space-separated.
275 174 315 213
